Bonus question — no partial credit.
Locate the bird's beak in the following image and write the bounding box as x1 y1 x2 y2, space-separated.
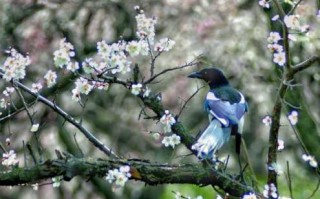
188 72 202 79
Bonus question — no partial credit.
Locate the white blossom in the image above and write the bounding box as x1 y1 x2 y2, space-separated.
71 77 94 101
267 32 281 43
302 154 318 168
162 134 181 148
259 0 270 8
154 38 175 52
31 82 43 93
1 49 31 81
3 87 15 97
106 165 131 191
53 38 75 68
288 110 298 125
126 40 141 57
262 115 272 126
32 183 39 191
242 192 257 199
44 70 57 88
97 40 131 74
273 51 286 66
143 87 151 97
52 176 62 187
66 61 79 72
160 110 176 133
284 15 301 30
2 150 19 166
267 44 283 53
30 123 40 132
131 83 143 95
263 183 278 198
135 12 157 43
277 139 284 151
272 15 280 21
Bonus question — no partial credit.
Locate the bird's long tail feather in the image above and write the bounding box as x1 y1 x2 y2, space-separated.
192 119 231 160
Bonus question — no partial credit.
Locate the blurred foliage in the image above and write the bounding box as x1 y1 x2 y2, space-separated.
0 0 320 198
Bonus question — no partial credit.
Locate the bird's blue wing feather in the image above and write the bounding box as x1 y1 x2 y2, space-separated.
205 91 247 126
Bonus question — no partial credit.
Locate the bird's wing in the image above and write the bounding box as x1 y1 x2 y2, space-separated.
205 91 247 127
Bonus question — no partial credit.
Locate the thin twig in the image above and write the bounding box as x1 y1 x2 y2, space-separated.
286 161 293 199
23 141 27 167
150 51 162 78
14 86 34 124
177 86 205 118
144 58 199 84
34 131 43 163
0 144 6 153
289 0 304 15
74 133 84 157
308 179 320 199
26 143 37 164
0 100 36 122
273 0 286 18
281 98 301 110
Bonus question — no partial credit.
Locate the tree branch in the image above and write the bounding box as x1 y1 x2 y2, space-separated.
0 157 256 197
0 72 119 159
292 56 320 74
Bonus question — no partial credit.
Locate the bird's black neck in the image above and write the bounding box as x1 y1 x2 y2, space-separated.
208 79 229 89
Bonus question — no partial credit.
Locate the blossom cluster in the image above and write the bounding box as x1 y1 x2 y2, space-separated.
97 40 132 74
2 150 19 166
159 110 180 148
52 176 63 187
174 191 203 199
154 38 176 52
131 83 151 97
106 165 131 191
0 87 15 110
160 110 176 133
267 31 286 67
53 38 76 69
0 48 31 81
261 2 310 67
71 78 110 101
302 154 318 168
242 192 257 199
162 134 181 148
263 183 278 198
135 10 157 43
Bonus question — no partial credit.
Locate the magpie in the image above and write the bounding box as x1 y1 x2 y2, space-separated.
188 67 248 160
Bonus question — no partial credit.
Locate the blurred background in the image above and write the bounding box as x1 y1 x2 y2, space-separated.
0 0 320 198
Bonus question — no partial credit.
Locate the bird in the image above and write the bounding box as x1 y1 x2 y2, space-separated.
188 67 248 160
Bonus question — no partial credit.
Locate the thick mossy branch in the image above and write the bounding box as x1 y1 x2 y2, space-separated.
0 158 254 197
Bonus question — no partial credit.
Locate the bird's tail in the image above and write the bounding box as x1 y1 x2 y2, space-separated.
192 119 231 160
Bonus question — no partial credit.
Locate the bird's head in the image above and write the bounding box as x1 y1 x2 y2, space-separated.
188 67 229 88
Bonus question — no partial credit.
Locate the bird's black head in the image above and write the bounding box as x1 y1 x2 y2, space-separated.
188 67 229 88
